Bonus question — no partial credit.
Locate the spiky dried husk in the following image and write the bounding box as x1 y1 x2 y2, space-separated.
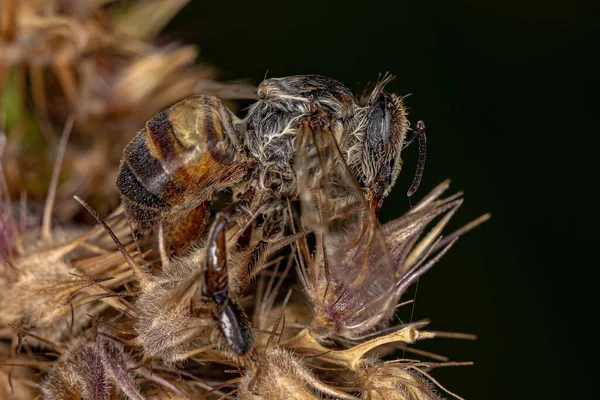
0 258 106 343
359 360 442 400
40 333 142 400
0 216 141 344
238 347 325 400
0 238 103 343
133 256 216 363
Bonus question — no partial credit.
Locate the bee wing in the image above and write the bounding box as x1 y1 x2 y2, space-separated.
295 114 396 330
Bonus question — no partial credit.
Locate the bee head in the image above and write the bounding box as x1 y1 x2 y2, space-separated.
351 75 410 209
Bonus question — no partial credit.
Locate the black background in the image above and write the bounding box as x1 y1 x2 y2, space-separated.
168 1 598 398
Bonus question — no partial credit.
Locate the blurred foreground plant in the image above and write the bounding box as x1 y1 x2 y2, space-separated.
0 0 256 219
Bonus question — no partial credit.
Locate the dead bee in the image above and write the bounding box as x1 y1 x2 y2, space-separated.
116 74 426 238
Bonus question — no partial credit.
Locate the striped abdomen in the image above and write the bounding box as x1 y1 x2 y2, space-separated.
116 95 249 231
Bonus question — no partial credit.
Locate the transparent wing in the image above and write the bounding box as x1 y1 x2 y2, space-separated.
295 112 396 331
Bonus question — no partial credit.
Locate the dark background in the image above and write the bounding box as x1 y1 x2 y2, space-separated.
167 1 598 398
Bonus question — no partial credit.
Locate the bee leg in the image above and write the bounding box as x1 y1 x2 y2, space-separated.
165 201 211 256
236 221 253 251
165 187 256 257
202 213 229 302
202 212 254 356
218 298 254 356
217 186 256 222
242 201 286 284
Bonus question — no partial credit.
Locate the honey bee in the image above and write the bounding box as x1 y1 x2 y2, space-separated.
113 73 428 353
116 74 425 233
115 74 427 350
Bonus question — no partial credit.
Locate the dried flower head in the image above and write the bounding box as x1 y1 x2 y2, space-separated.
238 346 347 400
359 360 442 400
300 179 490 343
40 331 142 400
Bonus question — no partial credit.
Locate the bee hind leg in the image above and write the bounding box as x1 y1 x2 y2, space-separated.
203 210 255 356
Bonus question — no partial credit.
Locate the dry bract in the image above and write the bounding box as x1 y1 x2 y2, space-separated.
238 347 333 400
303 180 488 343
0 343 37 399
40 332 142 400
359 360 442 400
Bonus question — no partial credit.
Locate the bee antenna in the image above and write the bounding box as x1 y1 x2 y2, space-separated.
407 121 427 197
74 196 151 289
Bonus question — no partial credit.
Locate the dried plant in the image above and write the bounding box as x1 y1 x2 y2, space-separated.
0 0 256 217
0 148 488 399
0 3 489 399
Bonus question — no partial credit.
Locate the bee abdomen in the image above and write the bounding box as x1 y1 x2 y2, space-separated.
116 95 250 230
116 108 196 229
116 160 169 231
116 162 169 210
116 129 181 230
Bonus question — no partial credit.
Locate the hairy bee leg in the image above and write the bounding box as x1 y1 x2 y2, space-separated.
158 223 171 269
218 298 254 355
202 213 229 301
243 201 286 284
236 222 253 251
221 187 256 219
166 201 211 256
202 212 254 355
